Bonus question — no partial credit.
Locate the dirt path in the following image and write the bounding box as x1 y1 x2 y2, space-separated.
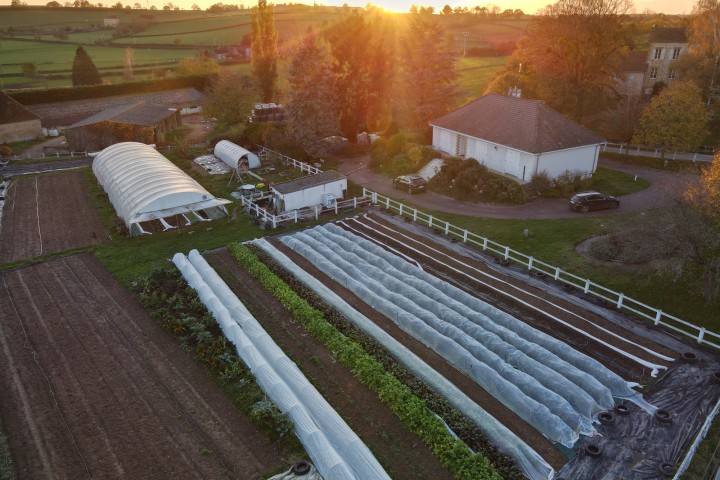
336 155 681 219
0 171 106 263
205 248 457 480
0 253 282 479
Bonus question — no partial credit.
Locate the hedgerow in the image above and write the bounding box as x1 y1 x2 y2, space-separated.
229 243 516 480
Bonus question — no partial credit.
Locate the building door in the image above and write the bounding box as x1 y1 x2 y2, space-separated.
456 135 467 157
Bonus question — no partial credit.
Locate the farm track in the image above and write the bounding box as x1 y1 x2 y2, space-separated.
342 212 678 381
205 248 457 480
0 171 106 264
0 253 282 479
266 238 569 470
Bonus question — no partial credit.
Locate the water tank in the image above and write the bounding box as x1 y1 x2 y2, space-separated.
321 193 336 208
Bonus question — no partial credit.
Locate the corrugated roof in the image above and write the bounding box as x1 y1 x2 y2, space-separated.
0 91 40 125
66 102 177 129
650 27 687 43
622 51 649 73
429 94 605 154
272 170 346 195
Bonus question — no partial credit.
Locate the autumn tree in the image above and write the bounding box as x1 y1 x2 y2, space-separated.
72 45 102 86
286 30 341 157
495 0 632 121
632 81 709 156
174 50 221 77
251 0 279 102
399 10 458 129
202 71 257 126
676 0 720 108
324 11 396 139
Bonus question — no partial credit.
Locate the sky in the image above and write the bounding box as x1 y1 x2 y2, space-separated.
5 0 696 15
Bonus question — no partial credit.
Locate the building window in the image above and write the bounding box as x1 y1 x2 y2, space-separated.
654 48 663 60
672 47 681 59
668 69 676 80
650 67 658 79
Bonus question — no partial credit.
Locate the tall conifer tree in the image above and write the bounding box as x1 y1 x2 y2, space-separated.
250 0 278 102
72 45 102 86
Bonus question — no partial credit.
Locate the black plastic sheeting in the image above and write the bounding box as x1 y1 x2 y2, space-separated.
557 356 720 479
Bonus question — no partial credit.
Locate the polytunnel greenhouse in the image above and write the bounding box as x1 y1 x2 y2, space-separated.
92 142 231 236
214 140 260 170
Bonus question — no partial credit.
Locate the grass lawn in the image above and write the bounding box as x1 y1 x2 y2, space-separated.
590 167 650 196
456 55 506 104
601 151 710 173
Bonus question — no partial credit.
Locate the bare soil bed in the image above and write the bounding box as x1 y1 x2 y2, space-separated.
0 170 107 264
0 253 283 479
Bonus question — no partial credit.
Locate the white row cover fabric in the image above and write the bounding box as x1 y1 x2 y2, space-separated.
280 224 641 448
254 237 555 480
214 140 260 169
172 250 389 480
93 142 230 229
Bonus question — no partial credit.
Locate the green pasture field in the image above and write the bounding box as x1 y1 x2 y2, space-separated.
455 55 507 104
0 7 204 30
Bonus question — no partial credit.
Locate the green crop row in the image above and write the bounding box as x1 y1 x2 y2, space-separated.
229 242 513 480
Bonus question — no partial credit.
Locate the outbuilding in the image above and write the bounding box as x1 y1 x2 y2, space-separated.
270 170 347 213
429 94 605 182
93 142 231 235
0 91 42 144
214 140 260 170
64 102 181 152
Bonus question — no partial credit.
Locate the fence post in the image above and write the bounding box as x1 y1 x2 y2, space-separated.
413 209 417 222
504 246 509 260
655 310 662 326
335 202 338 214
616 293 624 310
463 230 468 243
385 196 390 209
428 215 433 228
699 328 706 344
272 214 277 229
483 238 488 250
399 204 403 216
528 257 534 270
315 206 319 220
554 267 560 280
354 197 357 208
584 279 590 294
294 210 298 223
444 221 449 235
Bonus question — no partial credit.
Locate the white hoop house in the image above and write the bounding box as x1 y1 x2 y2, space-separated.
214 140 260 170
93 142 231 235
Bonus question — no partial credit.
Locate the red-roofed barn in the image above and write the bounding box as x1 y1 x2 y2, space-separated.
429 94 605 183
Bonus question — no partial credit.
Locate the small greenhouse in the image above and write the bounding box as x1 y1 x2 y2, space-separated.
93 142 231 236
214 140 260 170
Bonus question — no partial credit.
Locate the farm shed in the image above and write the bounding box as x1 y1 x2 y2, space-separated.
429 94 604 183
0 91 42 144
270 170 346 213
64 102 181 152
92 142 231 236
214 140 260 170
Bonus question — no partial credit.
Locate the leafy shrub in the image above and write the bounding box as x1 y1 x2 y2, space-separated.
527 170 552 197
554 169 590 196
369 133 433 176
588 238 619 261
429 157 525 204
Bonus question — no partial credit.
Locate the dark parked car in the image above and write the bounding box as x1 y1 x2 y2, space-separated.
393 174 427 194
569 191 620 213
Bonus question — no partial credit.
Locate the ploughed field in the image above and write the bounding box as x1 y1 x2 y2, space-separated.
0 253 283 479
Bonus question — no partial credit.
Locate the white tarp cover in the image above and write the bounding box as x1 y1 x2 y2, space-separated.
254 237 555 480
92 142 230 229
172 250 390 480
214 140 260 169
280 224 640 448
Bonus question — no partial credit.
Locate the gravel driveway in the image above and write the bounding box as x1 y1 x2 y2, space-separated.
335 155 683 219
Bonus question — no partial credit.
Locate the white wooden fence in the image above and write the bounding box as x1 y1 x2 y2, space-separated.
602 142 713 162
257 145 322 175
363 188 720 350
241 194 370 228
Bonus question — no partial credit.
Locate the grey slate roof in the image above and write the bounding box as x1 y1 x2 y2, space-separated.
66 102 177 129
429 94 605 154
0 90 40 125
272 170 346 195
650 27 687 43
